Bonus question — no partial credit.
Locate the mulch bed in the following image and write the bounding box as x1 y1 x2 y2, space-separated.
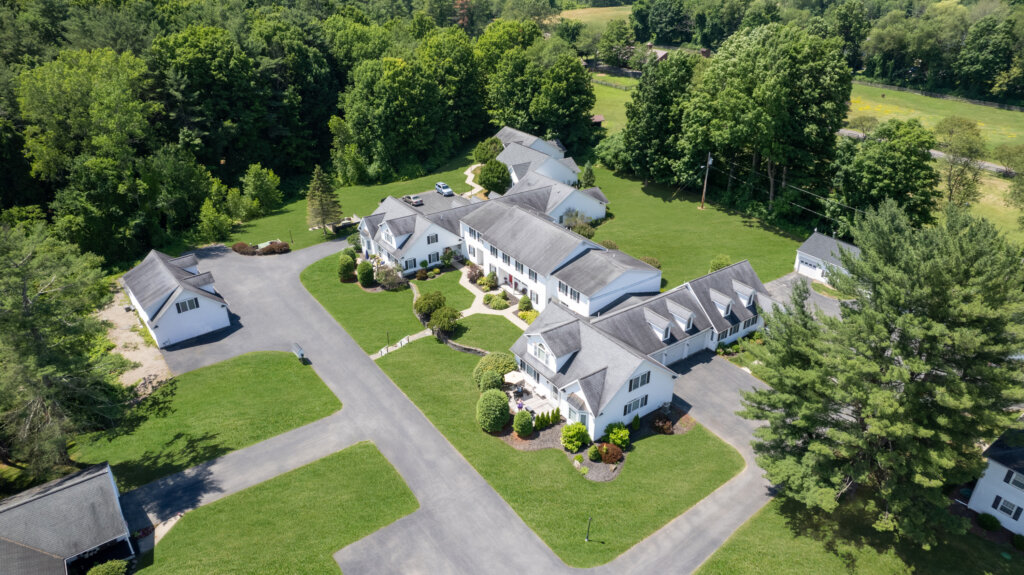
498 420 564 451
950 497 1024 552
568 449 623 482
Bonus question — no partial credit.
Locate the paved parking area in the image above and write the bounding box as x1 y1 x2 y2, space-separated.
764 272 842 319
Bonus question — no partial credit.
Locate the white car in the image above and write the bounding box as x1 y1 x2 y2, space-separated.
434 182 454 196
403 194 424 206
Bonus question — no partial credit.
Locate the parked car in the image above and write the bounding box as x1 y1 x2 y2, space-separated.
435 182 454 196
403 194 424 206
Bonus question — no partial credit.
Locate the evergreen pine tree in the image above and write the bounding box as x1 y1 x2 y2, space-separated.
306 165 343 236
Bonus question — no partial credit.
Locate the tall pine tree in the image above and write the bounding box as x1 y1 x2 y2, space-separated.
742 200 1024 546
306 165 342 236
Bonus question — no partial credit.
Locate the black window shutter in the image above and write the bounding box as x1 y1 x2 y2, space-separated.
623 405 628 416
1005 469 1015 484
993 495 1003 510
1015 506 1023 521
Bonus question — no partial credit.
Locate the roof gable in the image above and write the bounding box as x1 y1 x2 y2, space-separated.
123 250 223 317
797 232 861 269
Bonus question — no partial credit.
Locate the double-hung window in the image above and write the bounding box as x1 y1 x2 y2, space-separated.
502 253 511 265
570 289 580 303
558 281 569 295
533 343 551 364
490 246 498 258
528 269 537 282
996 496 1021 518
623 395 648 416
468 246 476 258
175 297 200 314
427 234 438 245
403 259 416 271
467 227 479 240
515 261 523 273
729 323 740 336
428 252 440 263
628 371 650 392
1010 470 1024 491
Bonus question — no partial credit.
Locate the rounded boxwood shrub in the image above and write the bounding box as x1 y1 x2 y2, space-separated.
466 263 483 283
414 291 446 319
479 369 503 392
599 442 623 464
356 261 374 287
977 512 1001 531
518 296 533 312
518 310 539 324
342 247 357 261
428 306 461 334
473 352 517 387
588 444 601 462
513 409 534 438
477 389 510 433
87 560 128 575
416 268 428 281
337 254 356 282
489 297 509 310
560 422 590 452
604 422 630 449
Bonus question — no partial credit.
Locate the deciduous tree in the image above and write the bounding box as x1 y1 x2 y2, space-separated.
933 116 985 206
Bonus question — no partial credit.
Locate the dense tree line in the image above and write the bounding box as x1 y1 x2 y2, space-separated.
629 0 1024 101
0 0 595 265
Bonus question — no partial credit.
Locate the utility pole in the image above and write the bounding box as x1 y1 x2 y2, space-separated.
699 152 713 210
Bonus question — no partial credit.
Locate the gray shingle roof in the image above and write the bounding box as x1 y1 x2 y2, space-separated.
122 250 224 315
460 202 599 275
552 249 659 299
581 187 609 203
537 320 581 358
494 126 565 157
0 464 130 565
985 428 1024 474
589 283 710 355
684 261 769 333
797 232 860 269
497 142 551 169
498 171 606 215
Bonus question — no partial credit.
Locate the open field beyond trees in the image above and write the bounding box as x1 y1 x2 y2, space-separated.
591 167 800 287
592 82 632 135
71 352 340 491
972 175 1023 246
137 442 418 574
559 5 632 30
377 337 744 567
697 498 1019 575
302 256 423 353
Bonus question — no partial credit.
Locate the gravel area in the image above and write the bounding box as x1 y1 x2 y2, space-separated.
97 286 171 388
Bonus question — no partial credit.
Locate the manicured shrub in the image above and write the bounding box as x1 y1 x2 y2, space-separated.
513 409 534 437
415 268 428 280
630 414 641 432
441 249 454 266
87 560 128 575
479 369 503 392
588 444 601 462
477 389 510 433
641 256 661 269
337 254 356 282
560 422 590 452
473 136 503 164
571 223 595 239
709 253 732 272
1013 533 1024 551
605 423 630 449
554 407 560 421
346 233 361 249
479 159 512 193
258 241 290 255
652 413 674 434
376 265 408 291
232 241 256 255
599 239 618 250
488 297 509 310
342 247 357 261
472 352 517 387
574 454 584 464
977 513 1001 531
428 306 461 334
420 260 428 269
599 442 623 464
497 290 509 301
427 269 438 278
483 293 494 306
414 291 446 319
356 261 374 287
466 263 483 283
535 411 547 429
477 271 498 290
519 310 539 324
518 297 533 312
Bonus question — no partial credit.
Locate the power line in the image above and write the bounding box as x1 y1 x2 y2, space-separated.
706 163 840 224
709 155 867 216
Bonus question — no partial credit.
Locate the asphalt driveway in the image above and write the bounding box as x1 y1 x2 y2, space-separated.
764 272 842 319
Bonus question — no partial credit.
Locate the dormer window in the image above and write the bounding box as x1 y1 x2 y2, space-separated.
710 289 732 318
732 280 755 307
382 228 393 244
533 342 551 365
667 301 694 331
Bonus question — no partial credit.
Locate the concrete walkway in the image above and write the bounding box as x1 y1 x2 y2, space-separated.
131 241 770 574
462 163 484 197
455 263 530 329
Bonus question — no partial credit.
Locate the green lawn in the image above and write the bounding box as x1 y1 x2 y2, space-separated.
228 151 474 251
591 167 801 287
71 352 340 491
138 442 418 575
848 83 1024 155
592 82 632 135
810 281 844 299
301 255 423 353
973 174 1024 246
377 338 744 567
560 6 633 31
450 313 523 352
698 498 1020 575
592 73 639 89
411 269 475 311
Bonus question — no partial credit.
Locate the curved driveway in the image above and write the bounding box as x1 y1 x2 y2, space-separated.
123 241 772 574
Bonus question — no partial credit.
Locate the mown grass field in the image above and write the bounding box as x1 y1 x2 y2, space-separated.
848 84 1024 154
302 255 424 353
449 313 523 352
411 269 475 312
138 442 418 574
698 498 1019 575
559 5 633 30
592 82 632 135
973 174 1023 245
591 167 800 287
377 337 744 567
72 352 340 491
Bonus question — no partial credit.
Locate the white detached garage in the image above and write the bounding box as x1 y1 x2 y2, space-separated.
122 250 230 348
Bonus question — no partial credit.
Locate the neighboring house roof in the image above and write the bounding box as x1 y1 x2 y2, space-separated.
511 303 670 415
685 261 770 333
122 250 224 316
0 464 130 572
495 126 565 157
497 172 607 217
552 249 659 299
797 232 861 269
580 187 609 204
460 202 599 275
589 282 711 355
985 428 1024 474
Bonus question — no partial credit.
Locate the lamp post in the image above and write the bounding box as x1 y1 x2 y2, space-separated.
585 516 592 543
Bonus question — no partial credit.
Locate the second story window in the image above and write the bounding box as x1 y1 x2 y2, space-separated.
515 261 523 273
502 253 511 265
427 234 438 244
490 246 498 258
175 297 200 314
